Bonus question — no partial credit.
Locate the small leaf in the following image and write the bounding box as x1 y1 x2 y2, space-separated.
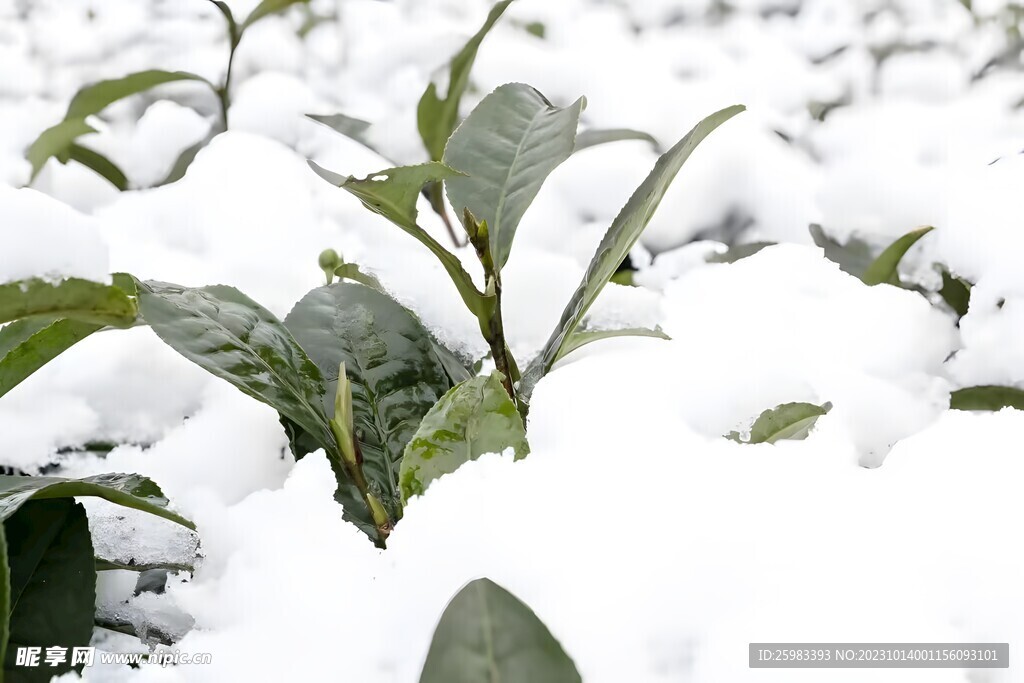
726 401 832 444
861 226 935 286
0 318 102 399
938 268 971 318
521 105 745 399
809 224 877 278
334 262 385 292
950 386 1024 412
574 127 659 153
26 118 96 181
419 578 581 683
400 372 528 502
157 131 216 187
241 0 311 31
66 144 129 190
3 499 95 680
0 472 194 529
444 83 585 271
556 326 670 363
306 113 378 154
285 283 454 518
308 161 491 323
65 70 213 120
0 277 138 327
417 0 515 162
706 241 776 264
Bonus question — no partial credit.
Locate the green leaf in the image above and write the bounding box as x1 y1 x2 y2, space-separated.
241 0 311 31
574 127 659 153
26 118 96 181
861 226 934 286
66 70 212 120
284 283 454 517
400 372 528 502
419 578 580 683
66 144 128 191
556 326 670 363
417 0 515 162
157 131 217 187
521 105 745 398
0 472 194 529
306 113 378 154
3 499 95 681
949 385 1024 412
809 224 876 278
0 278 138 327
334 263 385 292
938 268 971 318
726 401 832 444
444 83 585 271
136 281 336 459
0 318 102 399
706 241 776 264
307 161 491 323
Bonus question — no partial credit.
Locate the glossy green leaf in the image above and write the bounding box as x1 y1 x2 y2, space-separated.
241 0 311 31
0 318 102 399
556 326 670 363
809 224 876 278
65 70 212 120
400 372 528 502
521 105 745 399
3 499 95 681
419 578 580 683
285 283 453 517
950 385 1024 412
136 281 335 458
726 401 832 444
307 161 491 323
26 118 96 181
574 127 659 152
861 226 934 286
66 144 129 190
417 0 515 162
0 278 137 327
0 472 193 529
444 84 585 271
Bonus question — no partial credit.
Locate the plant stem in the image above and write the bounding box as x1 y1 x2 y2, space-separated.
429 184 464 248
217 41 238 130
487 280 517 400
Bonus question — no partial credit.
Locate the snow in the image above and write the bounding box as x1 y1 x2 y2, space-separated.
2 0 1024 680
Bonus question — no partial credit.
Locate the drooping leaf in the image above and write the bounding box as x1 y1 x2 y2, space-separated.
0 473 194 529
950 385 1024 412
0 278 137 327
444 84 585 271
136 281 335 457
0 318 102 399
521 105 745 399
157 131 217 187
65 71 212 120
3 499 95 681
400 372 528 502
419 578 581 683
417 0 515 162
938 268 971 318
241 0 311 31
26 118 96 181
284 283 453 517
306 113 378 154
556 326 670 363
861 226 934 286
706 241 776 264
308 161 491 323
809 224 877 278
66 144 129 191
726 401 833 444
574 127 659 153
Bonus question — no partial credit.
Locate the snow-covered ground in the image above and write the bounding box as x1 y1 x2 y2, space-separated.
3 0 1024 680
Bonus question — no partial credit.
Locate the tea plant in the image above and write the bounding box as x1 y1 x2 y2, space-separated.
24 0 310 189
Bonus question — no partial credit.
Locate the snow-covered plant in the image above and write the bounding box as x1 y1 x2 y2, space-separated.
23 0 310 189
